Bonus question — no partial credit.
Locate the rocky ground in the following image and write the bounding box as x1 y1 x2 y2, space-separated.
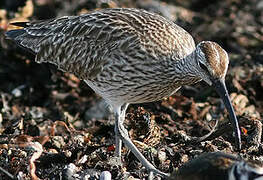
0 0 262 179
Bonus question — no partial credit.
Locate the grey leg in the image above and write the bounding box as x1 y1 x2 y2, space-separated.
114 122 122 157
114 103 128 157
115 104 169 178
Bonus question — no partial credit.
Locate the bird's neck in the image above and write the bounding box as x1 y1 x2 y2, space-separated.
172 51 201 86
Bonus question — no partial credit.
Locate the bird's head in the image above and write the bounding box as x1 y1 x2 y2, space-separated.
195 41 241 151
195 41 229 85
229 161 263 180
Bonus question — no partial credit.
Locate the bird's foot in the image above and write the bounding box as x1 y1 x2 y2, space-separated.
148 168 170 178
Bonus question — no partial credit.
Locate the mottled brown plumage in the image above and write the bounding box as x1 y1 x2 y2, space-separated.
199 41 228 79
6 8 241 178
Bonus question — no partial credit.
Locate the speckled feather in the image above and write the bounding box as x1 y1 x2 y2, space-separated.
7 8 202 107
199 41 228 79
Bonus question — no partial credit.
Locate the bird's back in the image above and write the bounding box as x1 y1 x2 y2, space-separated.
6 8 197 105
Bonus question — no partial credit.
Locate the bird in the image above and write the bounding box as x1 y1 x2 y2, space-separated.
169 152 263 180
5 8 241 178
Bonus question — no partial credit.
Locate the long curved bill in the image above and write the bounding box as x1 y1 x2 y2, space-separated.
212 79 241 150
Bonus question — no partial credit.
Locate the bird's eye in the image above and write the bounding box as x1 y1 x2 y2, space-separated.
199 62 209 73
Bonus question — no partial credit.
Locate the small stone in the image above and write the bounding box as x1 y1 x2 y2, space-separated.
11 88 22 97
206 113 212 121
77 155 88 164
100 171 111 180
177 130 191 142
48 148 58 153
64 150 72 157
11 85 26 97
158 149 166 163
181 154 189 163
82 169 100 179
72 134 84 145
51 136 65 149
29 107 44 119
127 175 140 180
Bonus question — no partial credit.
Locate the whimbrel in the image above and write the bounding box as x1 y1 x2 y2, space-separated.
5 8 241 177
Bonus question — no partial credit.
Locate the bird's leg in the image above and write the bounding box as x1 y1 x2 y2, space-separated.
114 104 129 158
114 103 130 158
114 103 128 157
114 127 122 157
115 104 169 178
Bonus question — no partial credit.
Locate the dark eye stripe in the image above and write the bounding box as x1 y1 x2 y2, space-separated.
200 62 209 73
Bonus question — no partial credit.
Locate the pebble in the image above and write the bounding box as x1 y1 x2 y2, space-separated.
51 136 65 149
158 149 166 162
77 155 88 164
11 85 26 97
11 88 22 97
100 171 111 180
